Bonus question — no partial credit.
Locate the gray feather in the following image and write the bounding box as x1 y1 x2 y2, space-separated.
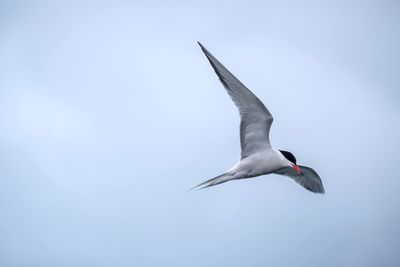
198 42 274 159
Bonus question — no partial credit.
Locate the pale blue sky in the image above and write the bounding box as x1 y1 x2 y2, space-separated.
1 1 400 266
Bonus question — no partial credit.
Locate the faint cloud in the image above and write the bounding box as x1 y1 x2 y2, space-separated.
2 91 93 142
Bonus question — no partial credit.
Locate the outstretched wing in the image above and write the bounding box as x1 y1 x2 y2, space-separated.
198 42 273 159
274 165 325 193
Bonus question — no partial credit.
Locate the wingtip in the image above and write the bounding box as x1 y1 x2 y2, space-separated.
197 41 206 52
313 185 325 194
318 183 325 194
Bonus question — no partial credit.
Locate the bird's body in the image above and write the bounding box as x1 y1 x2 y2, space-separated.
231 149 289 178
194 42 325 193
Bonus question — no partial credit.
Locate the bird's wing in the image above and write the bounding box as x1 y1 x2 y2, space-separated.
274 165 325 193
198 42 273 159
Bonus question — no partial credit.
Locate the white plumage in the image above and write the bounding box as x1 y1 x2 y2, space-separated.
193 42 324 194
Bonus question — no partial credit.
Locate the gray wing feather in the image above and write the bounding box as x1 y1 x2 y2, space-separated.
198 42 273 159
274 165 325 193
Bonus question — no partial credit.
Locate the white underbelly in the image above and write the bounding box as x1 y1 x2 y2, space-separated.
230 150 286 177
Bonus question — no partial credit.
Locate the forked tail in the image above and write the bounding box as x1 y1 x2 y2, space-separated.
190 172 232 191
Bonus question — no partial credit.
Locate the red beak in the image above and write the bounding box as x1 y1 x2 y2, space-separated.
291 163 302 174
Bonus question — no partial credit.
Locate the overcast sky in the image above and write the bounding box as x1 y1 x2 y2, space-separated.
1 1 399 266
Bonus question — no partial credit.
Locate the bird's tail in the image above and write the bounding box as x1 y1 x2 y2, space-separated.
190 172 232 191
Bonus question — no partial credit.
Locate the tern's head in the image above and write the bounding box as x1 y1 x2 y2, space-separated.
279 150 302 174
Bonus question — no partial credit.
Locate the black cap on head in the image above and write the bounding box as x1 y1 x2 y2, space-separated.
279 150 297 165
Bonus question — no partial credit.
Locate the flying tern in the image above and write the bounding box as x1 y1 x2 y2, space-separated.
193 42 325 193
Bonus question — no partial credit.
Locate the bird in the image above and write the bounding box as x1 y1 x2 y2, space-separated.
192 42 325 193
